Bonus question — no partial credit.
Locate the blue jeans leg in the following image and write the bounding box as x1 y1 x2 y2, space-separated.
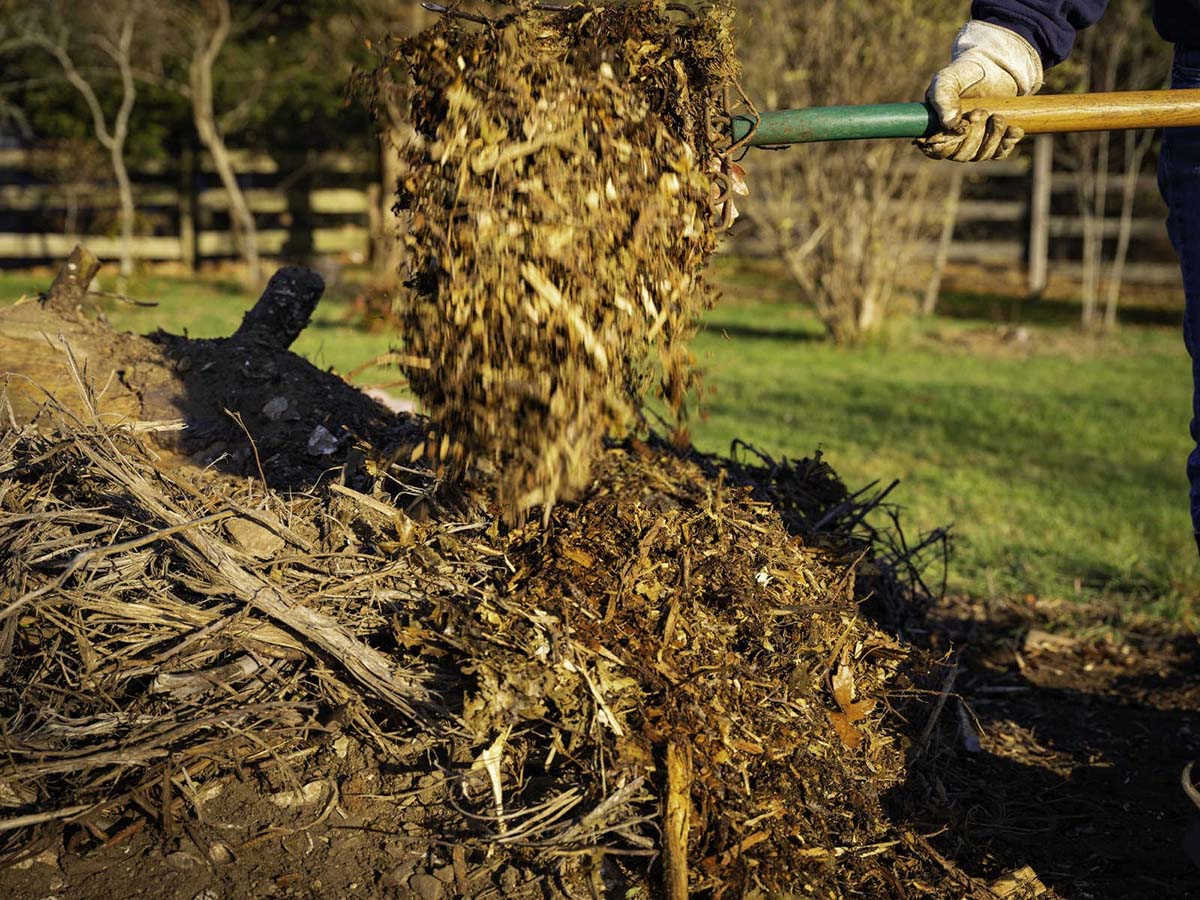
1158 46 1200 555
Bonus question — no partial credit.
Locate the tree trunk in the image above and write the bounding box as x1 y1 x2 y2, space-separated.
1104 129 1154 329
111 141 135 277
922 166 964 315
194 109 260 284
189 2 261 285
179 144 198 273
376 125 407 279
1078 131 1109 331
43 244 102 315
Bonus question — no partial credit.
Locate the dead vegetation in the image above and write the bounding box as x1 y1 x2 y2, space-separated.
360 1 748 515
0 251 989 896
0 362 964 895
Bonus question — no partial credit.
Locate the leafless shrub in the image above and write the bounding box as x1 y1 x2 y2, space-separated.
1050 0 1169 330
736 0 960 342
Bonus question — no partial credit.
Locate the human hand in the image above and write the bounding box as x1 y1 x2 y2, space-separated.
915 21 1043 163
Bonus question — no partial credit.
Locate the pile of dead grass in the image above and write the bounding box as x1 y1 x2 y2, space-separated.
0 383 980 895
361 1 747 515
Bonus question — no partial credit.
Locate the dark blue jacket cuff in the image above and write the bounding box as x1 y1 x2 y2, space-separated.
971 0 1110 67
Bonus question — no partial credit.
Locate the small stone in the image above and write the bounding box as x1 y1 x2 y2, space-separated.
225 517 285 559
409 872 444 900
166 851 203 871
262 396 290 421
306 424 339 456
207 841 234 865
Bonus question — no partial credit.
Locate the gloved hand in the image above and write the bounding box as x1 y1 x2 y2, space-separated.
916 20 1044 163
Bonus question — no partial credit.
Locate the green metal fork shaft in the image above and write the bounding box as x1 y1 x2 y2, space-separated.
731 103 939 147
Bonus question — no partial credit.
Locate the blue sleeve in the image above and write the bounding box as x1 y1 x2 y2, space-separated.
970 0 1110 66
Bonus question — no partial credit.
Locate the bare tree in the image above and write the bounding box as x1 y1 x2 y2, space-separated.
736 0 961 342
137 1 275 283
1058 0 1166 330
1104 127 1156 327
13 1 148 276
922 166 964 316
151 0 272 285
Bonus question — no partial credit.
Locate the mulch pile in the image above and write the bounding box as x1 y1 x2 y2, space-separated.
0 2 1027 896
361 0 746 515
0 374 982 896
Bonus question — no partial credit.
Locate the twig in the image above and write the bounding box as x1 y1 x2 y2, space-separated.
0 805 92 833
225 408 267 491
914 661 959 755
664 740 692 900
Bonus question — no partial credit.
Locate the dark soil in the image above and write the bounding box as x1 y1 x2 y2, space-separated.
900 594 1200 899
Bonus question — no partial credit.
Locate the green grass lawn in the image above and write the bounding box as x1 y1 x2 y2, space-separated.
2 263 1196 620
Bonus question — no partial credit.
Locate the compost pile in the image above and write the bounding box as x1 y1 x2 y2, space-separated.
366 1 745 514
0 2 994 895
0 376 976 896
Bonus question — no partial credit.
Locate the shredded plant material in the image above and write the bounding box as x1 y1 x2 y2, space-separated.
0 369 968 895
364 1 745 514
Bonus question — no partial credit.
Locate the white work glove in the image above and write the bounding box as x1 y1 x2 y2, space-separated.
916 21 1044 163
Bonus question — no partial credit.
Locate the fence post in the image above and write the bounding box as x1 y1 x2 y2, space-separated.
1028 133 1052 295
179 145 198 273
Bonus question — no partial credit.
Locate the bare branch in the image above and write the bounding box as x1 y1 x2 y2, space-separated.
217 69 266 134
42 31 118 150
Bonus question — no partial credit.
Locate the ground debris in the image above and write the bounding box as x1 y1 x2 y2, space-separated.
362 1 744 515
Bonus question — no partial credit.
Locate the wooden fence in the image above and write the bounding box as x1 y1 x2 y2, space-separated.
0 147 380 268
913 134 1180 288
0 136 1184 291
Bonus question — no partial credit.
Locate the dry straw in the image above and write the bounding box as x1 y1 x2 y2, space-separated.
0 367 966 894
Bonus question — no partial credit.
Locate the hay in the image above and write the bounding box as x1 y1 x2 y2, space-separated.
363 1 747 515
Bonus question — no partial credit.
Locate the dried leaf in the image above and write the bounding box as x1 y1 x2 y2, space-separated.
829 654 877 749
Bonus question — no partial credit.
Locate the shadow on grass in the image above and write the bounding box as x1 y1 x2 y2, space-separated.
939 290 1182 329
700 320 825 343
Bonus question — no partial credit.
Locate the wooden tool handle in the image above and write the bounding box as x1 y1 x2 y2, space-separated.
732 90 1200 147
960 89 1200 133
